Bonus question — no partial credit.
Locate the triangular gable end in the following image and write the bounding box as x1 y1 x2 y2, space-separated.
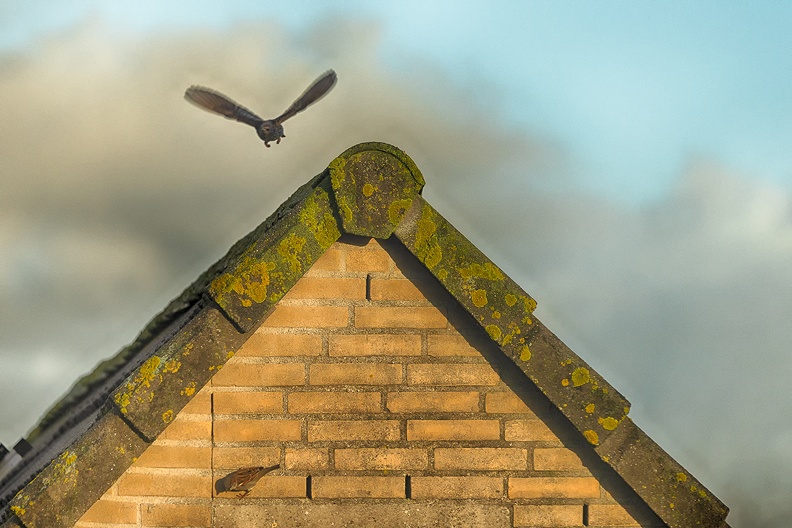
0 143 729 528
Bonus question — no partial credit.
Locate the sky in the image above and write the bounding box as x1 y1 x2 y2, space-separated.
1 2 791 526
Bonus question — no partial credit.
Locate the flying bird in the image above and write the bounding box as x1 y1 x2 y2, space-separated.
215 464 280 498
184 70 337 147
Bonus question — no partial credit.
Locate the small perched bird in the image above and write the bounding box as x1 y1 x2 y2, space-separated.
184 70 337 147
215 464 280 498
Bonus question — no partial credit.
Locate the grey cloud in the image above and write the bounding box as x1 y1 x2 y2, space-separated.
0 17 789 527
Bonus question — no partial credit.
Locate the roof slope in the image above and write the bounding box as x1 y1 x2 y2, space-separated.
0 142 729 528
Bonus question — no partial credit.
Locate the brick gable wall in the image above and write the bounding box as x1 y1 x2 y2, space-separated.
75 236 664 528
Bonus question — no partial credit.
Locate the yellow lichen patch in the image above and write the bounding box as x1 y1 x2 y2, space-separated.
585 403 595 414
676 472 688 483
10 506 25 516
298 190 342 248
138 356 162 388
471 289 488 308
114 392 131 414
210 255 275 307
560 359 572 366
571 367 591 387
598 416 620 431
505 293 517 307
437 269 448 280
485 324 502 342
180 382 196 397
52 451 79 487
182 342 193 356
492 310 501 319
669 502 675 509
522 295 538 313
163 359 181 374
362 182 375 197
519 346 531 362
458 262 504 282
415 209 443 269
387 198 413 226
583 429 599 445
116 446 126 455
698 489 707 498
226 351 235 360
162 410 174 424
561 378 570 387
278 233 307 274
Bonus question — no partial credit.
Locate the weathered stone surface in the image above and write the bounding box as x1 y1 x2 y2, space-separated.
9 412 148 528
329 142 424 238
395 196 538 350
213 501 510 528
111 305 247 440
0 516 24 528
208 182 341 332
597 417 729 528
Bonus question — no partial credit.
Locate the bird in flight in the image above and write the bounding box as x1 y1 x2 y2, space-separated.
185 70 337 147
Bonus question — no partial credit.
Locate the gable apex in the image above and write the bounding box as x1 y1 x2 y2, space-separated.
0 142 728 528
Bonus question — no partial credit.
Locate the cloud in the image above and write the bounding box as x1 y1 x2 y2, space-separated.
1 15 790 526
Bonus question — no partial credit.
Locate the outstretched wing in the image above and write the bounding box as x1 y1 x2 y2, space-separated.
184 86 264 129
274 69 337 124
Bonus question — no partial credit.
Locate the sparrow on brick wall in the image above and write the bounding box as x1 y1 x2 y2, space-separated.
215 464 280 498
184 69 337 147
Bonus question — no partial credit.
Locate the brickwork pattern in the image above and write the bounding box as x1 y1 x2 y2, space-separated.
75 237 662 528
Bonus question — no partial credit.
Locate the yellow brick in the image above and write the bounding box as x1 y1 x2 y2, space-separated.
485 391 533 414
386 391 480 413
329 334 421 357
369 278 426 301
355 306 447 328
427 334 482 357
587 504 647 526
263 305 348 328
310 363 402 385
78 499 137 524
513 505 582 527
238 332 322 357
141 503 211 527
411 476 503 499
505 419 559 442
180 390 211 415
434 448 527 470
308 420 400 442
346 247 391 272
252 476 306 498
508 477 600 498
407 364 499 386
213 419 301 442
334 448 428 470
285 448 329 470
211 363 304 387
283 277 366 300
307 247 343 272
117 473 211 497
212 446 280 469
158 418 211 441
288 391 381 414
407 420 500 441
134 446 210 469
213 391 283 414
312 476 405 498
533 448 587 471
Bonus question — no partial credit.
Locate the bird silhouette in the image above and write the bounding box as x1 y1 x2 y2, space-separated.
215 464 280 498
185 70 337 147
